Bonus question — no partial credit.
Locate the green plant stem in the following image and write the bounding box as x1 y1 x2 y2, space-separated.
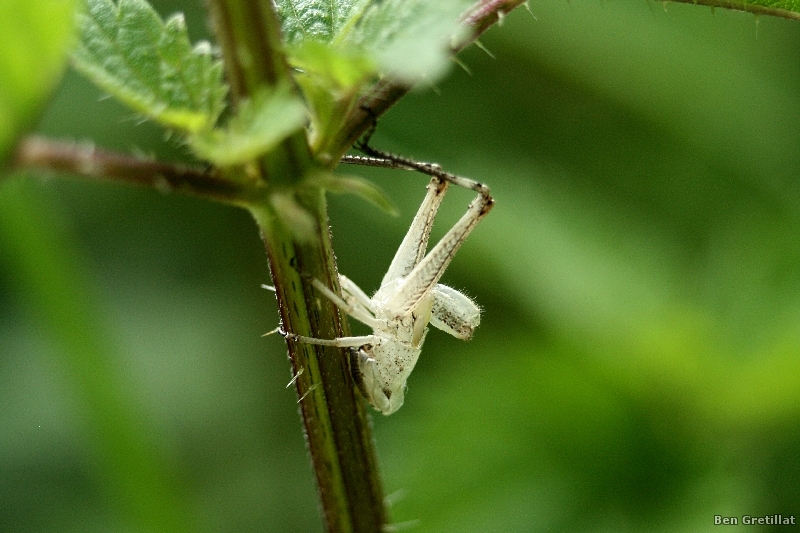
205 0 311 185
207 1 387 531
250 196 387 533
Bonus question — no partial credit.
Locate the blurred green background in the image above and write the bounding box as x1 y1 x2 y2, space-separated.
3 1 800 531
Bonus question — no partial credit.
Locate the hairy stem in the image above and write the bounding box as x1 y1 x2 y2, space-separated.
11 136 242 201
207 1 387 531
250 194 387 532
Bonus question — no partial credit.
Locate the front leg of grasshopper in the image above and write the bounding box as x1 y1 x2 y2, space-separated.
339 274 376 314
309 278 381 330
282 331 379 348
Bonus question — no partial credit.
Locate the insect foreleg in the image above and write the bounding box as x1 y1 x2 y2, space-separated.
310 278 381 329
281 330 378 348
339 275 376 311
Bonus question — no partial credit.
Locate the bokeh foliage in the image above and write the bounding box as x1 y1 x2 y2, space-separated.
2 1 800 532
0 0 77 163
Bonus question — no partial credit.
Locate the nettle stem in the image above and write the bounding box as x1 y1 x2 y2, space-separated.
206 1 387 531
12 136 241 201
249 197 386 532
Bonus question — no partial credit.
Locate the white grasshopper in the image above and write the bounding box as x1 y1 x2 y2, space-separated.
284 147 494 415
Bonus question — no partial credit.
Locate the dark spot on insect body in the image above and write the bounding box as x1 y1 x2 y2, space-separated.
349 348 365 386
383 388 392 399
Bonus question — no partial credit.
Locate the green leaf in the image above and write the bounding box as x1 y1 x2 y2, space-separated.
338 0 473 83
72 0 227 133
0 0 78 165
189 85 307 167
275 0 369 44
303 171 398 216
278 0 473 83
292 40 375 90
291 41 375 152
